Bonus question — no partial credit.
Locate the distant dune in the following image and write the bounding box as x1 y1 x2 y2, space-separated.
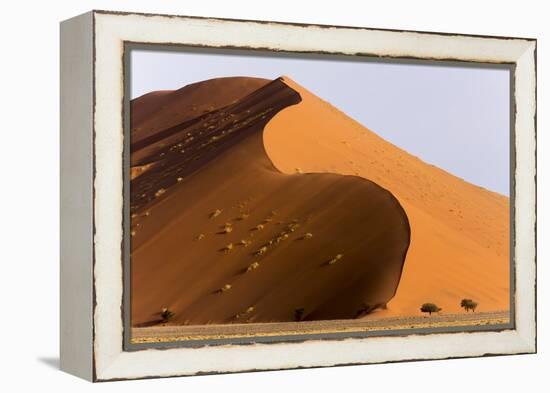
129 77 411 326
265 76 510 317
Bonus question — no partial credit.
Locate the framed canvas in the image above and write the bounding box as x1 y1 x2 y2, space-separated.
60 10 537 382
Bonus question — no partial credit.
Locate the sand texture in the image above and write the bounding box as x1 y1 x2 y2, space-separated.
130 77 410 326
130 75 509 327
265 77 510 317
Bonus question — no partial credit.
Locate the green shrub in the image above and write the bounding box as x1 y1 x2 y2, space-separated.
461 299 478 312
420 303 441 315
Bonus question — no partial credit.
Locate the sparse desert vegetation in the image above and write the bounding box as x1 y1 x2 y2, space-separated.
237 239 252 247
130 75 508 329
219 284 232 293
160 307 175 323
246 262 260 272
287 222 300 232
155 188 166 198
461 299 478 312
210 209 222 219
221 223 233 234
237 212 250 221
234 306 255 320
420 303 442 315
328 254 343 265
133 310 511 343
221 243 234 253
255 246 268 256
294 308 305 321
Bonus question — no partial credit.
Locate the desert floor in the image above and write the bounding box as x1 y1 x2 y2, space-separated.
131 311 510 344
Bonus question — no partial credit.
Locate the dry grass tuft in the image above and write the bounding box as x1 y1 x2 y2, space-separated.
246 262 260 272
219 284 232 293
196 233 205 241
288 222 300 232
255 246 268 256
237 212 250 221
328 254 344 265
210 209 222 219
155 189 166 198
274 231 290 243
221 223 233 234
221 243 234 253
234 305 255 320
237 239 252 247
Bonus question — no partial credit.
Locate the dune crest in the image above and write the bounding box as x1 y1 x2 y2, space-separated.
264 76 510 316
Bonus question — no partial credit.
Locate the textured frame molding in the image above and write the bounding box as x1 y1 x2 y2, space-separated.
60 10 536 382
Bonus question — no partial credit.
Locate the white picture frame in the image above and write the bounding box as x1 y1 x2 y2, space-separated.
60 10 536 382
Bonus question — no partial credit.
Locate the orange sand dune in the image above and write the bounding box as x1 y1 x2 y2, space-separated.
265 76 510 317
130 78 411 326
131 77 270 154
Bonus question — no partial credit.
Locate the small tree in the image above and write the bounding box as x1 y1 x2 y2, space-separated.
160 307 175 322
420 303 441 315
294 308 305 322
460 299 478 312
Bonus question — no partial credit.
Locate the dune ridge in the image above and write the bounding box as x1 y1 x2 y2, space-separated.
131 77 271 147
130 77 411 326
265 76 510 317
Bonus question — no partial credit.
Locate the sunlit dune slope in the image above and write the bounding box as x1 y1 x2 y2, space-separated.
129 77 411 326
264 76 510 316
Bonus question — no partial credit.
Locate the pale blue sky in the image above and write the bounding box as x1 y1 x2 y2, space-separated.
130 48 511 196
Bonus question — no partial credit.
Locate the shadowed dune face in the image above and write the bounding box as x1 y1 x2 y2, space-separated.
131 77 271 149
130 77 411 326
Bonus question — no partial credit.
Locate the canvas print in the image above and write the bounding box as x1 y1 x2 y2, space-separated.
127 48 511 345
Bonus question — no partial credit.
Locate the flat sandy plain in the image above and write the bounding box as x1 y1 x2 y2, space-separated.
131 311 510 344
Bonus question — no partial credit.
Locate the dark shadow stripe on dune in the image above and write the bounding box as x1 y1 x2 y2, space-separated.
130 78 302 211
131 77 283 152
